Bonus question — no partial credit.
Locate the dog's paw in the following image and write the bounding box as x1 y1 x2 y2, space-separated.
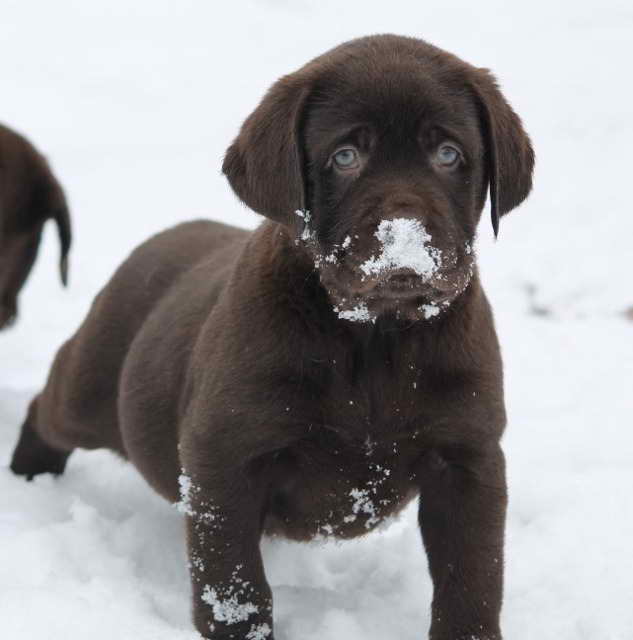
10 419 70 480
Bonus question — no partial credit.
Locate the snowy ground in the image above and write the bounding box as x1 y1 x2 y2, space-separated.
1 1 632 638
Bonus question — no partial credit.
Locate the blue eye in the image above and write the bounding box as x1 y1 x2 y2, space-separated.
333 148 359 169
435 144 461 167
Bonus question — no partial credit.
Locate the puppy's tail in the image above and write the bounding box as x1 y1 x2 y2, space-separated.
53 200 72 287
37 152 73 287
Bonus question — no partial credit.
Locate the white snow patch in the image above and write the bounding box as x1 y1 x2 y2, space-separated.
360 218 442 279
419 303 440 319
349 488 380 529
295 209 314 242
314 234 354 269
176 471 196 516
344 464 392 530
247 622 272 640
315 249 339 269
175 471 222 532
201 585 259 624
191 554 205 573
334 302 375 323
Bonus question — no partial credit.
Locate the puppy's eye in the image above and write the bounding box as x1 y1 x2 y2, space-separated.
434 144 461 168
332 148 360 170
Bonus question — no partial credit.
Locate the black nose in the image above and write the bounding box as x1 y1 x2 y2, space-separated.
385 193 427 220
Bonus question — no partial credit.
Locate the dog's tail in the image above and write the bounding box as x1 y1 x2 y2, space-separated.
47 176 72 287
53 201 71 287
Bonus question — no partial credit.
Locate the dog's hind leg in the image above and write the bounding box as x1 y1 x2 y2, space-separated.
10 397 72 480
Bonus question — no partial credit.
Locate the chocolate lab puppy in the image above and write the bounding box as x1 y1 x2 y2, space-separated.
0 123 71 329
11 35 533 639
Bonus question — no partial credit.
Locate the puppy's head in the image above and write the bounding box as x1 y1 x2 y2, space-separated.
223 35 534 322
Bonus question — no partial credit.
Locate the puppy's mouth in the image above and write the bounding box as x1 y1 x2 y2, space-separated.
357 269 434 299
339 268 469 321
296 213 474 324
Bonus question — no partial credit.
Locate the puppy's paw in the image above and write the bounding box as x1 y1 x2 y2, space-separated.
10 419 70 480
0 302 17 330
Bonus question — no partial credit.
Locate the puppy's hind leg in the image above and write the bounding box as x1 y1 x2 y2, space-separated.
10 397 72 480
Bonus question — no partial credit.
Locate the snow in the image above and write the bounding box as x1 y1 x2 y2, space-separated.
177 472 196 516
295 209 314 243
419 303 441 319
247 623 272 640
201 584 259 626
334 302 375 323
348 488 379 529
360 218 441 280
1 1 633 639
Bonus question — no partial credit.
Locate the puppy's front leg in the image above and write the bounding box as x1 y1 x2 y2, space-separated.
180 456 273 640
417 444 507 640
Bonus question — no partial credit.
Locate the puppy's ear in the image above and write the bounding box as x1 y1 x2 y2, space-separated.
471 69 535 237
223 75 310 225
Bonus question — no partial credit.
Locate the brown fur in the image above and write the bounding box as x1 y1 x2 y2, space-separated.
0 123 71 329
11 35 533 639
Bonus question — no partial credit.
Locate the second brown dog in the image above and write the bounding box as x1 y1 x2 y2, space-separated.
0 123 71 329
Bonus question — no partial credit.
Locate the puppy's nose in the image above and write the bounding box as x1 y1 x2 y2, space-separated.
383 206 428 232
385 194 426 219
385 212 428 231
359 210 426 234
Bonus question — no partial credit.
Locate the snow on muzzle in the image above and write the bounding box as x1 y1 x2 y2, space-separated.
358 218 443 283
297 211 471 323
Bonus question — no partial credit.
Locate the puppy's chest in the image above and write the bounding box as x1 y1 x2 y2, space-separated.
264 430 421 541
263 350 443 540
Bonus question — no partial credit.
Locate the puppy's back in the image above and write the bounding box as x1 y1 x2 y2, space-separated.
36 219 248 459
